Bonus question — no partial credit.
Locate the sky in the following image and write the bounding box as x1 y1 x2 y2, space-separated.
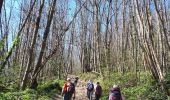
3 0 77 48
2 0 21 48
3 0 170 49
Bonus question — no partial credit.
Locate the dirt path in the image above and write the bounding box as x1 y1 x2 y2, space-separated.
74 80 87 100
53 75 89 100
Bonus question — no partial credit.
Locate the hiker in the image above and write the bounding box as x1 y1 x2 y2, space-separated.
95 82 102 100
109 85 123 100
86 80 94 100
74 76 79 86
86 80 90 97
61 78 76 100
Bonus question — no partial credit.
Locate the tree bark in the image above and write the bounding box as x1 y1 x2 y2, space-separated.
30 0 57 89
0 0 3 14
20 0 45 90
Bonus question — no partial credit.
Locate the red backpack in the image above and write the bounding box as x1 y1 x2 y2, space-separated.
67 82 75 94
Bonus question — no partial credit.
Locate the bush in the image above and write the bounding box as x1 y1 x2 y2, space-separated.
79 72 99 81
0 85 9 92
0 89 38 100
81 71 159 99
38 79 64 94
38 96 50 100
140 83 167 100
0 79 64 100
165 71 170 92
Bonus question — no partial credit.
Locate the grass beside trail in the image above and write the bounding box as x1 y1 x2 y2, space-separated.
1 71 170 100
79 71 168 100
0 79 64 100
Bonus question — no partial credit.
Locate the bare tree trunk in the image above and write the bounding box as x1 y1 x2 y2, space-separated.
0 0 36 73
30 0 57 89
121 0 127 74
0 0 3 14
20 0 45 90
103 0 112 77
153 0 170 51
133 0 169 95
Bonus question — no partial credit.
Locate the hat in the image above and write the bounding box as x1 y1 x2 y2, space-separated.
88 80 93 84
113 85 118 88
67 78 71 81
90 80 93 84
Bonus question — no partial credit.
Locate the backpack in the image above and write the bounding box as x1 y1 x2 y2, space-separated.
87 83 94 91
67 83 75 94
95 85 102 96
74 78 78 83
109 89 122 100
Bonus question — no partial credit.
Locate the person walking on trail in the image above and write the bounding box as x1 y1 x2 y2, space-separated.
109 85 123 100
95 82 102 100
86 80 94 100
86 80 90 97
74 76 79 86
61 78 76 100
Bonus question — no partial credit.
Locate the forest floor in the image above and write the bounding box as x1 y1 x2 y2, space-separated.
53 75 92 100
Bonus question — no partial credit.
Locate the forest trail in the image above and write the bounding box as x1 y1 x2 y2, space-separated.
53 75 90 100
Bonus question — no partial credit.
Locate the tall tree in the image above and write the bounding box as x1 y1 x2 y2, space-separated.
0 0 3 14
20 0 45 90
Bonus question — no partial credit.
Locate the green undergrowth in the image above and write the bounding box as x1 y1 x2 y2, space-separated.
100 72 154 100
0 79 64 100
80 71 169 100
165 71 170 92
79 72 99 81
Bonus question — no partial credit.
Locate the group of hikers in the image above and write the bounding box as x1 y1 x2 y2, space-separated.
61 77 124 100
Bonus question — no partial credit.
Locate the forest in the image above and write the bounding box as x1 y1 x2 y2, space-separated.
0 0 170 100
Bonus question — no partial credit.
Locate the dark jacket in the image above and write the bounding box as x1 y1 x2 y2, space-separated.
109 87 122 100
